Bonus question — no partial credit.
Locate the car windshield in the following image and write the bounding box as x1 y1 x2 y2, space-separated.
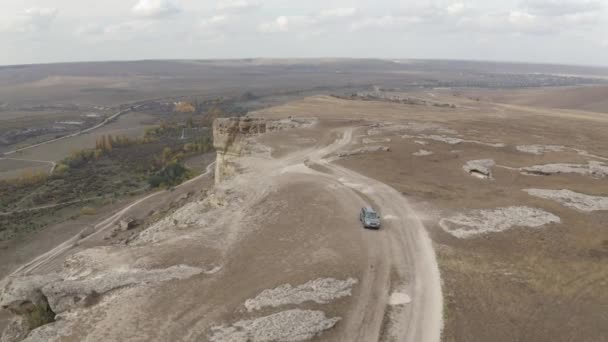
366 212 377 219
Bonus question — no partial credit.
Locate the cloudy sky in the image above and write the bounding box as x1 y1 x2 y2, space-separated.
1 0 607 66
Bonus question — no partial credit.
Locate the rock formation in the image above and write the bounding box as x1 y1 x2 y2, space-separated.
463 159 495 179
0 263 202 341
213 116 316 184
213 117 267 184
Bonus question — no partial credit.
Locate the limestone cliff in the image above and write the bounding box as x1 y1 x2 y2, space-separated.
212 116 316 184
213 117 267 184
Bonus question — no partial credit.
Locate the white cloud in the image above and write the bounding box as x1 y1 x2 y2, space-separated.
455 4 603 36
258 16 290 33
349 15 423 32
0 7 58 33
522 0 603 17
200 15 228 28
76 24 104 36
216 0 260 13
507 10 552 34
258 8 359 34
132 0 181 18
446 3 466 16
455 10 554 35
2 0 608 66
193 15 233 42
319 8 358 18
77 20 154 41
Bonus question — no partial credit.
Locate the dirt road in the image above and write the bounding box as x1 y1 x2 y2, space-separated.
293 127 443 342
2 106 140 157
7 162 215 278
253 125 442 341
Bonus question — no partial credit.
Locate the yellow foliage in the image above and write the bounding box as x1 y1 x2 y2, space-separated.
174 102 196 113
94 149 103 159
54 164 69 175
183 143 196 152
80 207 97 215
18 170 48 185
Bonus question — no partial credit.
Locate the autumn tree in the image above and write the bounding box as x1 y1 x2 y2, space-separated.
174 102 196 113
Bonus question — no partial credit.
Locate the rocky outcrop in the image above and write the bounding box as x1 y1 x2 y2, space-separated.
213 117 267 184
0 275 60 342
209 309 340 342
524 189 608 212
0 317 28 342
244 278 357 312
516 145 565 155
0 276 59 317
337 146 390 158
439 206 561 238
521 161 608 178
213 116 316 184
0 264 202 341
463 159 495 179
413 149 433 156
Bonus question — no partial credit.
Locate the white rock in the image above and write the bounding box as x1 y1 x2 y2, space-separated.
388 292 412 306
463 159 495 179
521 161 608 178
244 278 357 312
209 309 340 342
524 189 608 212
516 145 565 155
362 137 391 144
413 150 433 156
337 146 390 157
439 206 560 238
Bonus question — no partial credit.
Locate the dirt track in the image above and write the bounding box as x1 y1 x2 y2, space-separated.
240 124 443 342
6 161 216 278
305 127 443 342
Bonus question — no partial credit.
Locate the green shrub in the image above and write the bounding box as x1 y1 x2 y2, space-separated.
26 301 55 330
148 162 189 188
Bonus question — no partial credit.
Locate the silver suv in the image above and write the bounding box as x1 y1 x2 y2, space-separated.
360 207 381 229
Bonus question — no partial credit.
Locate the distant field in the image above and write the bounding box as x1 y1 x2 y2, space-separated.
460 85 608 114
0 159 51 180
6 111 155 166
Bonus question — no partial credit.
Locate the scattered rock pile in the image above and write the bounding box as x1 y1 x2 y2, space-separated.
521 161 608 178
362 137 391 144
401 134 505 148
209 277 357 342
524 189 608 212
439 206 560 238
0 263 202 341
367 121 457 136
516 145 565 155
209 309 340 342
244 278 357 312
338 145 390 157
413 150 433 157
463 159 495 179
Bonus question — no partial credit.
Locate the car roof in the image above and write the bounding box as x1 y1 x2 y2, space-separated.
363 207 376 213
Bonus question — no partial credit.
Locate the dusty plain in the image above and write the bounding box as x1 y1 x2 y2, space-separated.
1 59 608 342
254 92 608 342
